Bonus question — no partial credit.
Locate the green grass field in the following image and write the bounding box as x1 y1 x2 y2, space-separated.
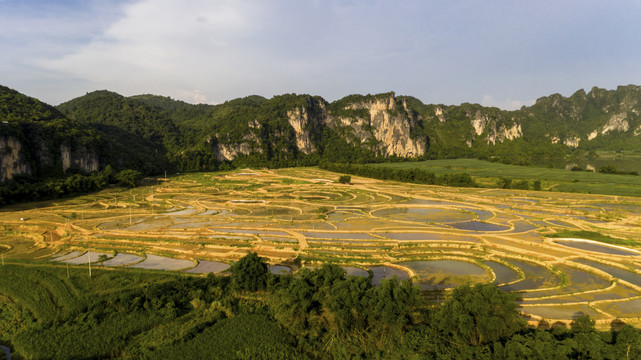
367 159 641 197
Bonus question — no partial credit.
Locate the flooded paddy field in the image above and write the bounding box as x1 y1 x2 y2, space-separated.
127 255 194 271
3 167 641 323
183 260 230 274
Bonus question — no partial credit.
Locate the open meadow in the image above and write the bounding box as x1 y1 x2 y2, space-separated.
2 166 641 327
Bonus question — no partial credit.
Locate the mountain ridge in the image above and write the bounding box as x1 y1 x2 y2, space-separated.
2 84 641 183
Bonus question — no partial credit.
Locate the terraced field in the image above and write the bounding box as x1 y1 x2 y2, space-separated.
2 167 641 326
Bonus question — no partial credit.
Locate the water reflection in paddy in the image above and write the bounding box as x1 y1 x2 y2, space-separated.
554 240 639 256
499 260 561 292
382 232 479 242
372 207 474 223
574 259 641 287
342 266 369 278
59 251 111 264
128 255 194 271
184 260 230 274
402 260 488 289
485 261 521 284
101 253 143 266
450 221 508 232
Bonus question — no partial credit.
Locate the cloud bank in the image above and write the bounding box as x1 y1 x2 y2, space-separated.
2 0 640 108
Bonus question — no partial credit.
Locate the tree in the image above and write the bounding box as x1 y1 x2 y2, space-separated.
436 283 525 346
116 169 142 188
230 252 270 292
614 324 641 360
570 315 606 359
338 175 351 184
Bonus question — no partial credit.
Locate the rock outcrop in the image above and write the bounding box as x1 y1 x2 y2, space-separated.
60 144 100 173
328 93 426 157
0 136 32 182
286 98 327 154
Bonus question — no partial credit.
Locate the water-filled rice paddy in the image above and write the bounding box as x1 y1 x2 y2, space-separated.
369 266 410 285
127 255 194 271
57 251 111 264
554 239 639 256
402 260 489 289
598 298 641 318
4 166 641 323
51 251 84 261
101 253 143 266
573 259 641 288
372 207 473 223
519 305 608 320
485 261 521 284
342 266 369 277
449 221 509 232
301 232 377 240
184 260 230 274
499 260 561 292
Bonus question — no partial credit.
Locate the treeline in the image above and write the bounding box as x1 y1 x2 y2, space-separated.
320 162 478 188
3 253 641 359
0 166 141 206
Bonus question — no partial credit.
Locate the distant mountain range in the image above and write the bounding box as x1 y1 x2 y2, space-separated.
2 83 641 182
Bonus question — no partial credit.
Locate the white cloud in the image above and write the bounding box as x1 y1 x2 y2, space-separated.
40 0 273 103
481 95 535 111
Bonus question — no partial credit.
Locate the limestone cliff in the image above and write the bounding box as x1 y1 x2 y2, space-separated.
286 98 327 154
60 144 100 173
0 136 32 182
0 135 100 182
469 111 522 145
327 93 427 157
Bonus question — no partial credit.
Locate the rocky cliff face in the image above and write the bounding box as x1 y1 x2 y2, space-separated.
60 144 100 173
327 93 427 157
286 98 327 155
0 136 100 182
0 136 32 182
469 111 522 145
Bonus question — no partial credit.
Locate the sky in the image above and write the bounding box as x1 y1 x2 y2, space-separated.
1 0 640 109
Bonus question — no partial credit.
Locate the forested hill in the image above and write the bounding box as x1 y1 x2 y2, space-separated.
2 84 641 184
0 85 102 181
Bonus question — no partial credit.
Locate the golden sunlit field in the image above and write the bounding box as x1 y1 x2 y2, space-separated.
3 167 641 327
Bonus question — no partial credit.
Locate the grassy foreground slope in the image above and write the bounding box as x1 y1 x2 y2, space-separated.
366 159 641 197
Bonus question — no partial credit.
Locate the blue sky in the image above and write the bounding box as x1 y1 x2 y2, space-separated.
1 0 640 109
